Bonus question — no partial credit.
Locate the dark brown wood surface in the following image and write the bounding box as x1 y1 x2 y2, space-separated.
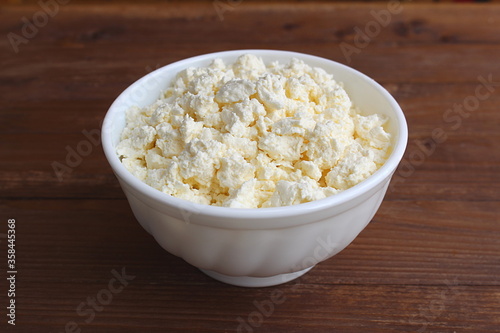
1 1 499 332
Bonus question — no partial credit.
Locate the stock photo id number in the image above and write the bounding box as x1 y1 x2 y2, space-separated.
6 219 16 326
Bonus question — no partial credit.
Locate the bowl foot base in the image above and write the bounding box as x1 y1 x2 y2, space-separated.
200 266 314 287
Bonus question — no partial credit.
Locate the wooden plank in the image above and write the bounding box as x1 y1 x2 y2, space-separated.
2 198 499 332
6 0 500 4
10 284 500 332
2 4 500 85
3 199 499 285
2 42 500 86
2 83 499 135
1 132 499 200
2 3 500 45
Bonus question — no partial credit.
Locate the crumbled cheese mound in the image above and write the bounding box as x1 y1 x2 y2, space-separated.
117 54 391 208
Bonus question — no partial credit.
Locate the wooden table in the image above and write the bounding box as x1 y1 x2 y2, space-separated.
2 1 499 332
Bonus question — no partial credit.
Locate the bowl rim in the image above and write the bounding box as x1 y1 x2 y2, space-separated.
102 49 408 221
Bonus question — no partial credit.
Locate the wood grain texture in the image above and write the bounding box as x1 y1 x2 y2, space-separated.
1 1 499 332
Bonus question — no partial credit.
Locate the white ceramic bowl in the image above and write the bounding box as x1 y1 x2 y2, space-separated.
102 50 407 287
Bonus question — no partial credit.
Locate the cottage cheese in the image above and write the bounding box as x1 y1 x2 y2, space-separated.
117 54 391 208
